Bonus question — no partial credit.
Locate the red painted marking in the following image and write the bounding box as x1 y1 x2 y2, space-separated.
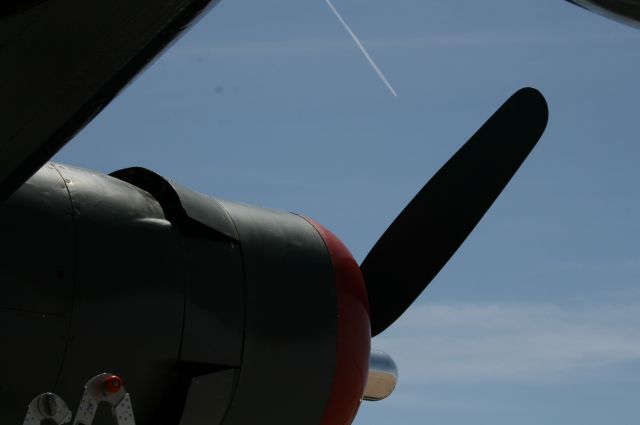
305 218 371 425
104 375 123 393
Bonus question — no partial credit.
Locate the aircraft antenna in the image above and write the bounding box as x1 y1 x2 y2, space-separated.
324 0 398 97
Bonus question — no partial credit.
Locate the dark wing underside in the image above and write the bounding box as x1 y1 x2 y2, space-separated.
566 0 640 28
0 0 220 203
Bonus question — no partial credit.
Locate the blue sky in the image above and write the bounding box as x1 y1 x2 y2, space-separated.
55 0 640 424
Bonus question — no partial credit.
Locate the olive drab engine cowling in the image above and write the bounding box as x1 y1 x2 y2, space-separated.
0 163 371 425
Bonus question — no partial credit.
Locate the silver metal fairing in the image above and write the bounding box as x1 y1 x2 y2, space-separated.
363 351 398 401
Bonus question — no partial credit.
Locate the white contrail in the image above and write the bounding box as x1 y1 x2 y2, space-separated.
324 0 398 97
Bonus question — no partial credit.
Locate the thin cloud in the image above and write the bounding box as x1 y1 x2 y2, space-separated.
166 32 639 59
374 302 640 383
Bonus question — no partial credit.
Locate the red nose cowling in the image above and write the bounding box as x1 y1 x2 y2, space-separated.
305 219 371 425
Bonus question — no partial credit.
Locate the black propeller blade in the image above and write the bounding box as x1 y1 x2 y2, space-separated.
361 87 549 336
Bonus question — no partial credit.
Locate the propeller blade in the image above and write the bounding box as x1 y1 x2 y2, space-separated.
361 87 549 336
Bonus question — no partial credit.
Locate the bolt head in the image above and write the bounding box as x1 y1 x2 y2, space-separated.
104 375 123 393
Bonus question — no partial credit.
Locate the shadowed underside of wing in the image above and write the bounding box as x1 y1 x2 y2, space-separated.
0 0 221 203
566 0 640 28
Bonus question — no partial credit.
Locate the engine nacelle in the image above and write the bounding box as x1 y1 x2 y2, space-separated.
0 163 370 425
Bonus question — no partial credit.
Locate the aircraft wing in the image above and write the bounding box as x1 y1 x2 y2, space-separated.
567 0 640 28
0 0 220 203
